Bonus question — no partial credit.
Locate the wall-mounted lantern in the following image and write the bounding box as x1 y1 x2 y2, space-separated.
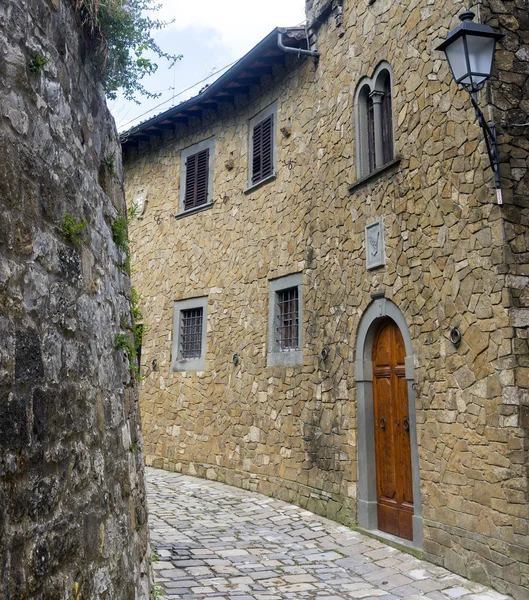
436 11 504 204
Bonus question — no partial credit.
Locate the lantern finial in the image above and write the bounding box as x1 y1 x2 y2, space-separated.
459 11 475 22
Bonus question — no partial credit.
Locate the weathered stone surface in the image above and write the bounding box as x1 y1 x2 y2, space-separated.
0 1 149 598
124 1 529 599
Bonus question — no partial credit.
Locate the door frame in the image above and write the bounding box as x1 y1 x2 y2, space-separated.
355 296 423 548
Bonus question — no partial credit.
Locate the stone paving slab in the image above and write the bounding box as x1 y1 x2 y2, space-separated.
146 468 513 600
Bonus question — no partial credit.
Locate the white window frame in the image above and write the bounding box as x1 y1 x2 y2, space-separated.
171 296 208 372
179 137 215 214
247 101 277 190
267 273 303 367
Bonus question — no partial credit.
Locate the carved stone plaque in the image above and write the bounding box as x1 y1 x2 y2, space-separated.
366 219 385 270
133 188 148 218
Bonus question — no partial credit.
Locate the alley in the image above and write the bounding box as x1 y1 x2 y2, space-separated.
147 468 513 600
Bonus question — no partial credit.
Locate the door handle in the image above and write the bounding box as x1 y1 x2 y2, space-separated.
403 417 410 432
380 417 386 430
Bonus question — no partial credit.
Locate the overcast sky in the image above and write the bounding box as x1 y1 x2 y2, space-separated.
111 0 306 132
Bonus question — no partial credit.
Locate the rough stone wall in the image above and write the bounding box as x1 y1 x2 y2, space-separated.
0 1 149 598
124 0 528 597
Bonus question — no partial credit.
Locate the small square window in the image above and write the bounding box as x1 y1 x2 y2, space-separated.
248 102 277 189
172 297 208 371
179 138 215 215
267 273 302 367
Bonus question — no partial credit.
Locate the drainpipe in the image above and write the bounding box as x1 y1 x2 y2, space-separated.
277 28 320 60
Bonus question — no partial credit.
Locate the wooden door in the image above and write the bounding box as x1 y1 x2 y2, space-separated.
372 319 414 540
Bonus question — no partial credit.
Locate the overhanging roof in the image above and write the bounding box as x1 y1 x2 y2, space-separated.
120 27 309 153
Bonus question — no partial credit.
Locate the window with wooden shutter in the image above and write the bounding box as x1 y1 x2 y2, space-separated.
184 148 209 211
251 114 274 184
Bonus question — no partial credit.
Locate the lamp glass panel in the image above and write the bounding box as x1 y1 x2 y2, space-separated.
444 37 469 84
467 34 495 82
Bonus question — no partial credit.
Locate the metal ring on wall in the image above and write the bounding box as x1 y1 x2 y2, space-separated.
450 327 462 348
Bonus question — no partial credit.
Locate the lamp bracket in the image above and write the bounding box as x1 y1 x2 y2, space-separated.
469 93 503 204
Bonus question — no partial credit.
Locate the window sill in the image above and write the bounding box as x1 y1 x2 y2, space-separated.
172 358 206 372
348 157 401 194
244 173 277 195
267 350 303 368
174 202 213 220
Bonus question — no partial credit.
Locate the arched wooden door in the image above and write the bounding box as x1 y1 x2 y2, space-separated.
372 319 414 540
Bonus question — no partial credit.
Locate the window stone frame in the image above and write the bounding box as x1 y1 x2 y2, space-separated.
354 62 395 179
247 101 277 191
178 137 215 215
267 273 303 367
171 296 208 372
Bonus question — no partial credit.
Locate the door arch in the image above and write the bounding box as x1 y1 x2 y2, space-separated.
354 297 423 548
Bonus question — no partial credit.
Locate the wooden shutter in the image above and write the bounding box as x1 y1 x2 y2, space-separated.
252 114 274 184
184 148 209 210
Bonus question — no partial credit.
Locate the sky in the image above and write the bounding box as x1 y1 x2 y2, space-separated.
111 0 307 132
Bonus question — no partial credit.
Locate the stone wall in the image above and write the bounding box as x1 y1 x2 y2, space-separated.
0 1 149 598
124 0 528 598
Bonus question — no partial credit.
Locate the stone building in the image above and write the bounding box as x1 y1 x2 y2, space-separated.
122 0 529 597
0 1 149 598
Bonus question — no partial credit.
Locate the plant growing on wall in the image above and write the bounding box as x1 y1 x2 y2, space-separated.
116 287 145 379
102 152 117 177
29 51 50 74
70 0 181 102
62 213 88 244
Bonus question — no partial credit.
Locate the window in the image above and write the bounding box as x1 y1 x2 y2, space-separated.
277 287 299 351
184 149 209 211
354 63 395 178
248 102 277 189
179 138 215 214
171 297 208 371
267 273 302 367
180 308 203 358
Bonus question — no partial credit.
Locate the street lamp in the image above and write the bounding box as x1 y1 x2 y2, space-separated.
436 11 505 204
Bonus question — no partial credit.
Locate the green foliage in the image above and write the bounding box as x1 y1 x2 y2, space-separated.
62 213 88 244
29 51 50 74
117 287 146 380
102 152 117 177
130 287 145 360
115 332 138 376
71 0 181 102
128 201 140 221
152 581 163 600
71 582 82 600
129 442 141 453
130 287 142 324
120 253 132 275
112 213 129 253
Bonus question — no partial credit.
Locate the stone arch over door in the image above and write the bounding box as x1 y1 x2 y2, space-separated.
354 297 423 548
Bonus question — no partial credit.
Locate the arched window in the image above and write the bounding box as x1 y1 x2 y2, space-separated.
354 63 395 178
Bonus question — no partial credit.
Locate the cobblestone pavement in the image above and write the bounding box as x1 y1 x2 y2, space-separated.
147 468 512 600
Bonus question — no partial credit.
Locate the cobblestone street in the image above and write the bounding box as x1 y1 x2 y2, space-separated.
147 468 513 600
